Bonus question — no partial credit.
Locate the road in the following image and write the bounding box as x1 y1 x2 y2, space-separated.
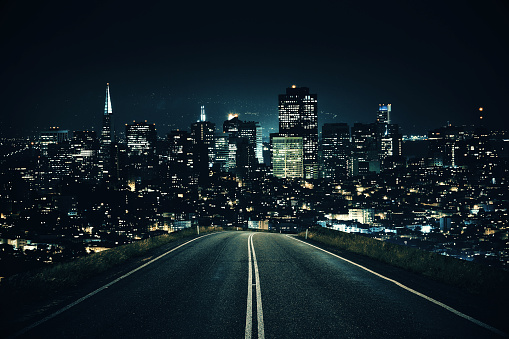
11 232 507 338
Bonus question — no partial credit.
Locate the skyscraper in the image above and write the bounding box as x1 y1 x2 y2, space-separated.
222 115 262 177
321 123 350 180
126 121 157 156
39 127 69 156
271 136 304 179
351 123 379 175
166 130 196 189
125 121 157 185
37 127 71 192
375 104 402 169
70 131 99 183
191 106 216 181
278 86 318 179
98 83 115 183
377 104 391 124
101 83 114 147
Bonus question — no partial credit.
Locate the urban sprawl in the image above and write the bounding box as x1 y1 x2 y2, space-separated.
1 85 508 277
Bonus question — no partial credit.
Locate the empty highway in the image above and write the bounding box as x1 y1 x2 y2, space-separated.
11 232 507 338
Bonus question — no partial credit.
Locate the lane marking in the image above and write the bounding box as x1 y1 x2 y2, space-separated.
245 233 265 339
289 236 507 337
251 234 265 339
245 234 253 339
12 232 218 338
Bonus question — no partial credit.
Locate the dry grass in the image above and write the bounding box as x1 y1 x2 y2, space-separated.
299 227 509 296
2 227 221 298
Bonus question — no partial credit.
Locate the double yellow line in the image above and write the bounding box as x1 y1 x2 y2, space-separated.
245 233 265 339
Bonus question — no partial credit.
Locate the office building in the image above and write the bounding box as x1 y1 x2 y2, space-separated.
70 131 100 183
222 115 262 176
271 136 303 179
350 123 379 175
214 133 230 172
375 104 402 169
125 121 157 184
191 106 216 179
278 86 318 179
166 130 196 188
39 127 69 156
126 121 157 156
321 123 350 180
377 104 391 124
427 125 465 167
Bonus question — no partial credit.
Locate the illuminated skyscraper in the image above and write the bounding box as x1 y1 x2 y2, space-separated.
70 131 99 183
39 127 69 156
37 127 71 192
214 133 229 172
99 83 115 182
126 121 157 156
101 83 114 147
166 130 196 189
126 121 157 184
222 115 262 177
375 104 402 169
278 86 318 179
321 123 350 180
191 106 216 180
271 136 303 179
351 123 379 175
377 104 391 124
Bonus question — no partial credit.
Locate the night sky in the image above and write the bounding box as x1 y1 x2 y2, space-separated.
1 1 508 139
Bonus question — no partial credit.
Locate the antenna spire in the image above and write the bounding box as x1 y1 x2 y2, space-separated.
200 105 206 122
104 83 112 115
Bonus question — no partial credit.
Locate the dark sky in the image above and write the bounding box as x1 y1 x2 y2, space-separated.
1 0 508 139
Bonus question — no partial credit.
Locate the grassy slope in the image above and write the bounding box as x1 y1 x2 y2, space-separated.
1 227 222 299
298 227 509 298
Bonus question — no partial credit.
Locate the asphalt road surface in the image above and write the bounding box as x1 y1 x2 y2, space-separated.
11 232 507 338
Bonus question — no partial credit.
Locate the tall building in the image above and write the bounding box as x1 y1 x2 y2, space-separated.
100 83 114 147
278 86 318 179
36 127 71 192
70 131 100 183
191 106 216 179
374 104 402 170
39 127 69 156
377 104 391 124
427 125 465 167
214 133 230 172
321 123 350 180
166 130 196 189
126 121 157 156
98 83 115 183
271 136 303 179
350 123 379 175
222 115 262 176
379 123 402 168
125 121 157 185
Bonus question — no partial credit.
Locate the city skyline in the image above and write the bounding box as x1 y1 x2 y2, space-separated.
1 1 508 138
0 81 503 141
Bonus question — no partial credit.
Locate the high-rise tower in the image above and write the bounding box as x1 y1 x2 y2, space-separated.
278 86 318 179
191 106 216 180
271 136 303 179
101 83 114 146
377 104 391 124
375 103 402 169
99 83 115 183
321 123 350 180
